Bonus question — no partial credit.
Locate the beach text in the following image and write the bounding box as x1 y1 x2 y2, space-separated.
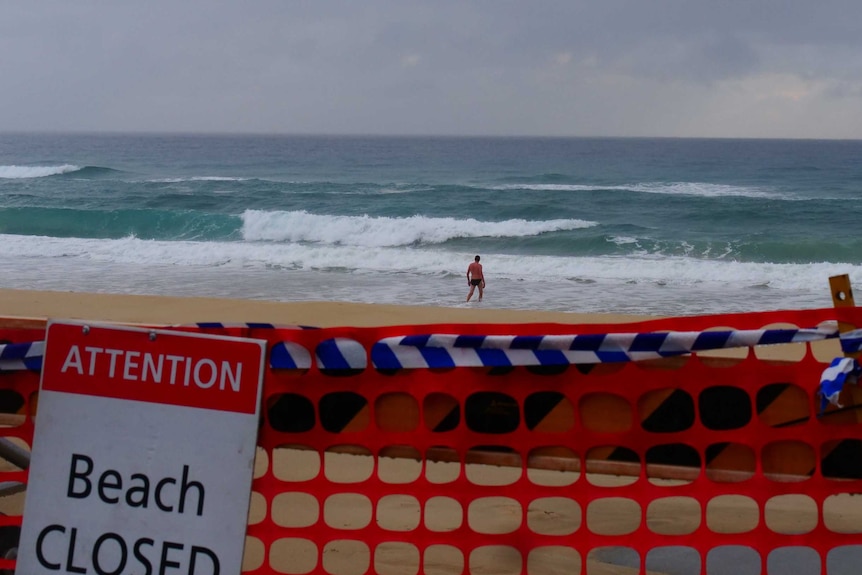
31 453 219 574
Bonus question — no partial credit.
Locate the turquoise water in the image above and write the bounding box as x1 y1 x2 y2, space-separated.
2 133 861 316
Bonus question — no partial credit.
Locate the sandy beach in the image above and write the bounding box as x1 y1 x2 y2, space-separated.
0 288 855 575
0 288 652 327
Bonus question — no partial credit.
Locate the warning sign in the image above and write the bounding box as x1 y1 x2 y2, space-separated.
17 320 266 575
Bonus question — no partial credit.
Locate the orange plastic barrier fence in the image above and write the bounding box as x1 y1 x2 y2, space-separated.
2 307 862 574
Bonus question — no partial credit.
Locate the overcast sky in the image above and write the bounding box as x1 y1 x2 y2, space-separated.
2 1 862 139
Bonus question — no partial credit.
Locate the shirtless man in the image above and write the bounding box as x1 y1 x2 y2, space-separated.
466 255 485 302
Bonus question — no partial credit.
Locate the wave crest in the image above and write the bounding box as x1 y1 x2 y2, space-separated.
0 164 82 179
241 209 596 247
495 182 777 199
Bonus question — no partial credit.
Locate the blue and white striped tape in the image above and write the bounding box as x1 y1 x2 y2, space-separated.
314 338 368 371
0 341 44 372
815 327 862 414
270 341 313 370
0 324 847 372
370 326 840 369
839 328 862 355
269 338 368 370
184 322 318 330
818 356 861 412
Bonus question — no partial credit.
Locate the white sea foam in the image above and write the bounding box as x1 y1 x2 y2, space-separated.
0 164 81 179
148 176 252 183
1 233 857 293
378 186 431 194
627 182 779 198
609 236 639 245
495 182 780 199
240 210 597 247
0 232 851 315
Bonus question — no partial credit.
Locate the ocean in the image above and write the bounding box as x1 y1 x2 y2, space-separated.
1 133 861 318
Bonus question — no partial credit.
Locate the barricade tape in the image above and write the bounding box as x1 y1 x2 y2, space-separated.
187 322 318 330
0 341 43 372
0 324 846 373
369 325 840 370
839 328 862 354
0 323 314 372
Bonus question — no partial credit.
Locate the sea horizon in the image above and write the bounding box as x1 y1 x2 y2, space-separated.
5 129 862 142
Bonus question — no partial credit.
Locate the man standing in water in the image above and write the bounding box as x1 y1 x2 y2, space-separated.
466 255 485 302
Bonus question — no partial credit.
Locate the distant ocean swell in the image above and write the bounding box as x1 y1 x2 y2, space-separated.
0 165 795 196
4 204 862 266
0 164 82 179
0 207 240 241
0 165 124 179
0 163 803 200
492 182 782 199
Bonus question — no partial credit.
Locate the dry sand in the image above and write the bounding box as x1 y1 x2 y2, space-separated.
0 288 854 574
0 288 650 327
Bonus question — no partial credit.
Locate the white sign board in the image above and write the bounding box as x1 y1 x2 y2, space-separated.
17 320 266 575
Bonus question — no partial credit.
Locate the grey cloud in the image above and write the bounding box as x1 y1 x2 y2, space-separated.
2 1 862 137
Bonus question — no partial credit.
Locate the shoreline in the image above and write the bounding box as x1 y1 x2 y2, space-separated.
0 288 652 327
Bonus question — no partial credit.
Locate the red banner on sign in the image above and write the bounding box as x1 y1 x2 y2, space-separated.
41 322 264 414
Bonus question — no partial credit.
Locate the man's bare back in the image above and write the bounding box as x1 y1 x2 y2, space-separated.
467 255 484 302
